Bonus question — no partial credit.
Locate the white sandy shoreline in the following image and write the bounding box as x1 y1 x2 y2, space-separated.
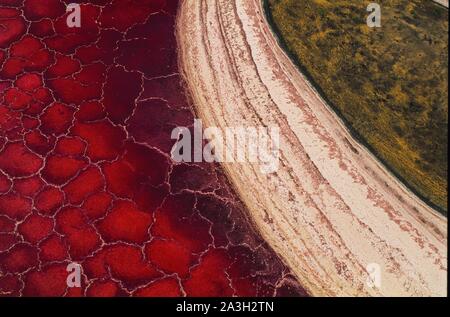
433 0 449 8
176 0 447 296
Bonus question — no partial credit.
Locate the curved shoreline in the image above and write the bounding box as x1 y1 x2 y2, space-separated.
176 0 447 296
261 0 447 215
433 0 449 8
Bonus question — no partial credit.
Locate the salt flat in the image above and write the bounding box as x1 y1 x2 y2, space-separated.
176 0 447 296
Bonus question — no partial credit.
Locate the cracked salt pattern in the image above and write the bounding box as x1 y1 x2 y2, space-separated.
0 0 307 297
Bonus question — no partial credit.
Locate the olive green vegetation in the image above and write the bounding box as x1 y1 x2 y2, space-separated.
265 0 448 213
